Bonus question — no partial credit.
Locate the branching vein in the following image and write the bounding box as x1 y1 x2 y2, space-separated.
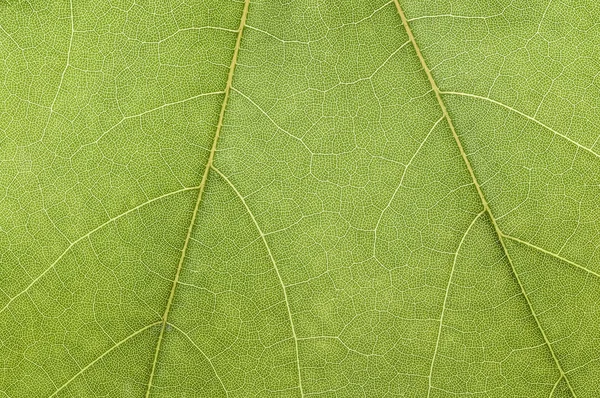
427 211 484 398
441 91 600 161
212 165 305 397
48 322 161 397
503 234 600 279
393 0 577 396
167 322 229 397
143 0 251 396
0 186 200 316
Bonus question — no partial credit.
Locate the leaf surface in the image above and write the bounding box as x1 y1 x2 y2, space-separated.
1 0 600 396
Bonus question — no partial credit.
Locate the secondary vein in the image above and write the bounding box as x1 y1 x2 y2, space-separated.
391 0 577 396
0 186 200 316
40 0 74 142
212 165 305 397
427 211 484 398
49 322 162 397
143 0 251 396
440 91 600 161
503 234 600 279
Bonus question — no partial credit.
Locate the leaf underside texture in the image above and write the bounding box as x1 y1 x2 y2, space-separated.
1 0 600 397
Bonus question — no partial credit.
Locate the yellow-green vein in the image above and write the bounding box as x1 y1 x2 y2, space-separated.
212 165 305 397
143 0 251 396
49 322 162 397
392 0 577 396
427 210 484 398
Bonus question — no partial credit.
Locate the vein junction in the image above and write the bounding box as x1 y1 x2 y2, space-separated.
392 0 577 395
144 0 251 396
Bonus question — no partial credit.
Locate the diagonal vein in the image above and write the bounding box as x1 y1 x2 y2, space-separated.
0 186 200 316
550 376 563 398
143 0 251 396
373 115 443 256
166 322 229 397
392 1 577 396
440 91 600 161
48 321 162 397
503 234 600 279
212 165 305 397
39 0 74 142
427 210 484 398
79 90 225 150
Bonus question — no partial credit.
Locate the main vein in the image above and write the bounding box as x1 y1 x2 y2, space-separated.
391 0 577 396
143 0 251 396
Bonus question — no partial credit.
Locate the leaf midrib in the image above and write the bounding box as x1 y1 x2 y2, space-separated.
392 0 577 396
143 0 251 396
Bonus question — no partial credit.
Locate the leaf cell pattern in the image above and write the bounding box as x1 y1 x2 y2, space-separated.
1 0 599 397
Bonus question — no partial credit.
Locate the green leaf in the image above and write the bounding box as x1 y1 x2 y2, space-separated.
1 0 599 396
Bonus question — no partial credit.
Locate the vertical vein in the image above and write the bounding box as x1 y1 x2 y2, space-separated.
427 211 484 397
40 0 74 141
391 1 577 396
549 376 563 398
212 165 305 397
143 0 251 396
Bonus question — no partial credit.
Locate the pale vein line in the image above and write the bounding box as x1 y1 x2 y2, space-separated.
212 165 305 397
80 91 225 149
296 336 379 357
155 26 240 44
0 23 23 50
407 3 512 23
536 0 553 36
408 13 503 21
245 0 394 43
167 323 228 397
373 115 443 253
392 1 577 396
427 211 484 398
40 0 74 142
549 376 562 398
341 40 410 85
334 0 394 29
48 321 162 397
245 25 311 44
230 86 313 153
503 234 600 279
440 91 600 161
0 186 200 316
143 1 251 396
564 356 600 374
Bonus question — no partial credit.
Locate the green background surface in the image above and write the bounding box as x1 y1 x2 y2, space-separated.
1 0 599 396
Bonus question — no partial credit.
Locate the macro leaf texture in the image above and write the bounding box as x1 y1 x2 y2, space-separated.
1 0 600 396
